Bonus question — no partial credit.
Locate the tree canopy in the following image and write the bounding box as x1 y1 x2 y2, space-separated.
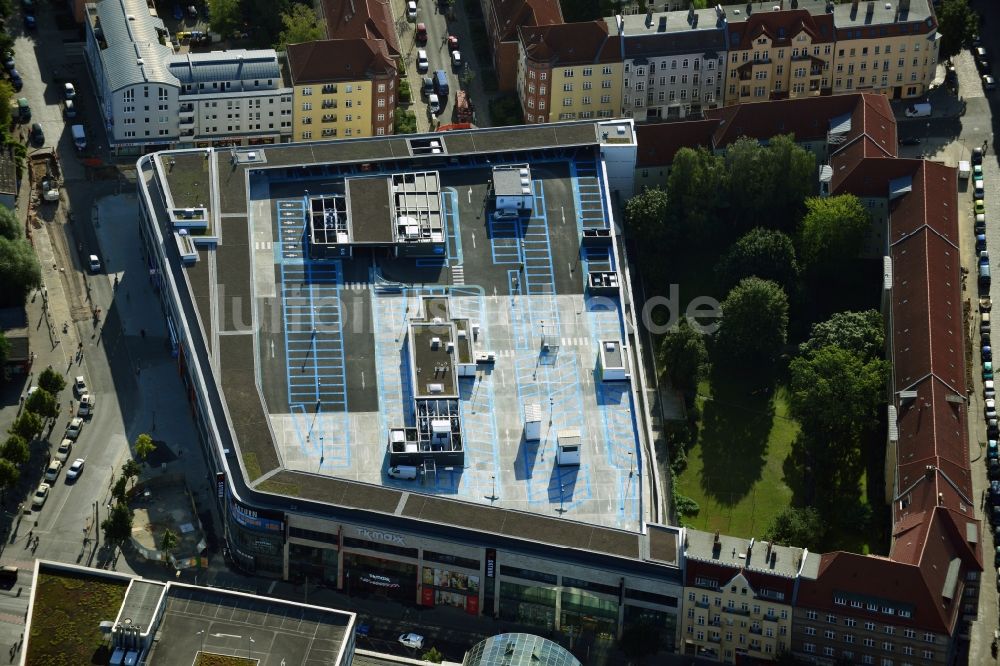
665 146 727 244
658 318 708 395
0 330 8 368
134 433 156 462
0 80 12 133
715 278 789 368
0 198 17 242
9 410 42 442
799 309 884 361
764 506 825 549
799 195 870 278
937 0 979 60
789 345 888 441
37 367 66 395
101 502 134 547
716 228 799 293
0 236 41 307
0 459 17 503
24 387 57 419
624 186 669 248
276 3 324 49
208 0 243 37
1 434 28 465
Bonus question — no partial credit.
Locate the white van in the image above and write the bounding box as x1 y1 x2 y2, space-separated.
904 102 931 118
388 465 418 480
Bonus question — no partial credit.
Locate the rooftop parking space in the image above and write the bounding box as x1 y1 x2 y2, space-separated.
241 157 642 529
161 123 647 531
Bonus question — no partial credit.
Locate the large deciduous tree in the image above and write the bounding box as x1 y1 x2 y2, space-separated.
101 502 134 548
658 318 708 395
666 146 728 243
788 345 888 497
937 0 979 61
715 277 789 368
276 4 324 49
798 195 870 278
1 435 28 465
716 228 799 293
37 367 66 395
624 187 669 247
799 309 885 361
9 411 42 442
24 387 58 420
0 237 41 307
764 506 825 548
0 459 18 503
208 0 243 37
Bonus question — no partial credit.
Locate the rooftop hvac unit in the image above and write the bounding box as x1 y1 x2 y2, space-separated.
446 341 454 352
519 168 529 178
406 225 420 238
430 337 441 348
605 341 616 351
427 383 444 393
431 419 450 434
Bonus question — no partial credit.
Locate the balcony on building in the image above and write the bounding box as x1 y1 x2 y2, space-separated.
322 99 337 109
321 114 338 123
179 103 194 114
180 128 194 137
321 84 337 94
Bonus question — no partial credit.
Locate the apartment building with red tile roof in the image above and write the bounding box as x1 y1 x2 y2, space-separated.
481 0 563 91
322 0 402 58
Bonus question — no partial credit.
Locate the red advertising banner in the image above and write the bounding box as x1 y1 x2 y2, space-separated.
421 586 435 607
466 594 479 616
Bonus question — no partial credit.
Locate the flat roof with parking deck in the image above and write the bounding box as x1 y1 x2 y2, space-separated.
139 120 668 565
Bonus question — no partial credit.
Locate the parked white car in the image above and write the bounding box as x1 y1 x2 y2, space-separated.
406 1 417 19
398 633 424 649
416 49 428 73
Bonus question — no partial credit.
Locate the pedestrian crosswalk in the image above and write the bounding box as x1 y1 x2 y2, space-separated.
491 338 592 357
452 265 465 285
255 241 273 251
341 282 368 291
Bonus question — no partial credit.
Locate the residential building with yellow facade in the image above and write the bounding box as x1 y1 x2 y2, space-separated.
830 0 938 98
723 1 836 106
516 21 623 124
510 0 940 124
680 529 820 663
286 39 397 142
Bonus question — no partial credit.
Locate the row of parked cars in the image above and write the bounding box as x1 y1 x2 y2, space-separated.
975 45 997 92
31 376 93 509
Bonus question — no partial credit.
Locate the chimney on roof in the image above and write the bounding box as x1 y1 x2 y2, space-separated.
688 7 695 24
866 0 875 17
646 8 653 28
925 464 935 479
746 3 752 15
938 492 945 505
899 0 909 10
791 0 798 7
826 1 834 12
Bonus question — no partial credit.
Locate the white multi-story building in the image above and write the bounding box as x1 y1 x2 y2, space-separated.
610 7 728 120
84 0 290 155
169 51 292 148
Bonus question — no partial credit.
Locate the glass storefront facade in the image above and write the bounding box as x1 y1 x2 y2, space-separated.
224 495 286 577
343 553 417 603
420 566 481 614
499 581 558 632
560 587 619 639
288 543 339 586
624 604 677 653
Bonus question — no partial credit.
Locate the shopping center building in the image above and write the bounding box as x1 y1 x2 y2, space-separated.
136 121 684 652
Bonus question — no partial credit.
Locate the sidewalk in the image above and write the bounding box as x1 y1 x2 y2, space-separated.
89 194 225 569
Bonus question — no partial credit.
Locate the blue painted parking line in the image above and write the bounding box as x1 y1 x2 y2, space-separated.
281 261 348 410
489 213 522 264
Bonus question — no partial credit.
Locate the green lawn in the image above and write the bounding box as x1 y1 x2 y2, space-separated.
28 571 128 664
675 378 798 538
